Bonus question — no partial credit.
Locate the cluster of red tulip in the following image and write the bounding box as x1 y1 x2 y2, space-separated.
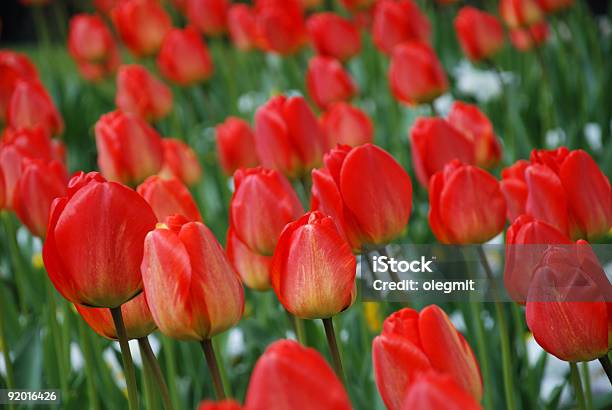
2 0 611 409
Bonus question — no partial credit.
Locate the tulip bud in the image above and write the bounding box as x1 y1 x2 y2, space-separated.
230 167 303 256
306 56 357 111
509 22 549 51
0 143 27 210
389 42 448 106
159 138 202 186
245 339 352 410
0 168 5 210
7 80 63 136
447 101 502 169
409 117 475 187
2 126 64 164
500 0 544 28
372 0 431 55
186 0 229 36
254 95 326 178
137 176 202 223
75 293 156 340
74 50 121 82
454 6 505 62
116 65 173 122
198 400 242 410
226 227 272 291
372 306 483 410
401 373 483 410
142 215 244 340
500 160 529 221
320 102 373 147
429 160 506 244
215 117 259 175
228 4 258 51
307 13 361 62
255 1 308 55
311 144 412 250
43 172 158 307
537 0 574 14
14 159 68 238
95 110 164 185
157 27 214 86
68 14 118 64
0 51 38 123
112 0 172 57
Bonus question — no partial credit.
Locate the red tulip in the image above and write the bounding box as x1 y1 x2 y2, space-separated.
500 160 529 221
254 0 308 55
186 0 229 36
141 215 244 340
116 65 173 122
254 95 326 178
157 27 214 86
215 117 259 175
245 339 352 410
1 126 64 164
320 102 373 148
74 51 120 82
14 159 68 238
43 172 158 307
226 227 272 291
0 145 25 210
447 101 502 169
373 306 483 410
307 13 361 62
75 293 156 340
526 242 612 361
537 0 574 13
389 42 448 106
93 0 121 15
198 400 242 410
7 80 63 136
0 51 38 122
159 138 202 186
454 6 505 62
112 0 172 57
137 176 202 223
95 110 164 185
401 373 483 410
230 167 303 256
429 160 506 244
306 56 357 111
510 22 549 51
68 14 117 64
500 0 544 28
0 168 5 209
271 211 356 319
372 0 431 55
311 144 412 250
228 4 259 51
409 117 475 187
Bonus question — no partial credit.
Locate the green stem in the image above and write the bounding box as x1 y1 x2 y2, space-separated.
139 342 157 410
45 280 69 394
161 338 181 409
427 101 439 117
0 290 15 410
200 338 226 400
570 362 587 410
322 318 345 385
2 213 29 313
598 355 612 386
110 307 139 410
468 301 493 410
139 337 175 410
77 320 100 410
581 362 593 410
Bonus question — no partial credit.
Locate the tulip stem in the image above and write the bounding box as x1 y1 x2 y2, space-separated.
570 362 587 410
0 290 15 410
110 307 139 410
598 355 612 386
139 337 175 410
322 318 345 385
1 212 29 313
201 338 226 400
581 362 593 410
77 319 100 410
427 101 439 117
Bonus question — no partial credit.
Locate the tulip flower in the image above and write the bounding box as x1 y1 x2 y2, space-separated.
43 172 158 307
271 211 356 319
1 126 64 164
68 14 118 64
14 159 68 238
537 0 574 14
409 117 475 187
389 42 448 106
198 400 242 410
454 7 505 62
75 293 156 340
112 0 172 57
0 168 5 209
159 138 202 186
526 242 612 361
141 215 244 340
320 102 374 147
306 56 357 111
215 117 259 175
429 160 506 244
311 144 412 250
447 101 502 169
95 110 164 185
307 13 361 62
137 176 202 223
499 0 544 28
401 373 483 410
372 0 431 55
157 27 214 86
0 51 38 122
94 0 120 15
372 306 483 410
500 160 529 221
230 167 303 256
226 227 272 291
254 0 308 55
245 339 352 410
227 4 259 51
0 141 29 210
510 22 549 51
7 80 64 136
254 95 326 178
116 65 173 122
186 0 229 36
